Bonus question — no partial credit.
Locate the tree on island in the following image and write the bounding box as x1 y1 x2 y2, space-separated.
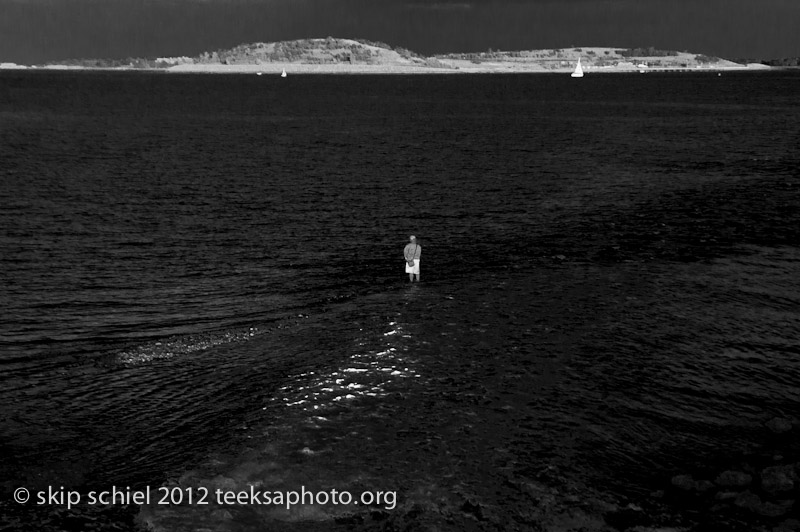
618 47 678 57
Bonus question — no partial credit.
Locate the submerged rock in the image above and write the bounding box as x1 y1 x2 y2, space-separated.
773 518 800 532
759 500 794 518
670 474 714 493
766 417 794 434
734 491 763 513
210 475 237 492
734 490 794 517
671 474 696 491
209 509 233 521
715 470 752 488
694 480 715 493
761 465 796 495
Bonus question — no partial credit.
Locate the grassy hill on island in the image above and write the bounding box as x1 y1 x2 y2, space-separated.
189 38 449 68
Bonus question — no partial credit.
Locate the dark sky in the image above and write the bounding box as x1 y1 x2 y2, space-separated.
1 0 797 64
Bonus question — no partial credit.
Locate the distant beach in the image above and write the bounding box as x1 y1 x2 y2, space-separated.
163 62 772 75
1 62 773 75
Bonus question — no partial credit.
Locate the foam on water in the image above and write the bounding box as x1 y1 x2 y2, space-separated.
116 326 262 365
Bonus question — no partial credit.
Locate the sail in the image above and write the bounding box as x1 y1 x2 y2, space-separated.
571 57 584 78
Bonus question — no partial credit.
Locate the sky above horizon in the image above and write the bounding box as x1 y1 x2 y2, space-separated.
0 0 798 64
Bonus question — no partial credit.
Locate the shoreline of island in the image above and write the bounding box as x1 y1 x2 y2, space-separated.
164 61 773 74
0 62 775 74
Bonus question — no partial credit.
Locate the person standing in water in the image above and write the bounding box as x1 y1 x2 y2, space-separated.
404 235 422 282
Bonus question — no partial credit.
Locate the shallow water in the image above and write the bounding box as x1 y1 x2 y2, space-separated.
1 70 799 530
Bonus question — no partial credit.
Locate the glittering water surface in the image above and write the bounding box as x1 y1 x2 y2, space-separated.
1 70 799 529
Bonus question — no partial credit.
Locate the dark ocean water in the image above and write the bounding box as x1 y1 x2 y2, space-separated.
1 70 800 530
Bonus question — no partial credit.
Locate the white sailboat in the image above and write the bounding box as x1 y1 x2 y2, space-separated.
280 68 287 78
571 57 584 78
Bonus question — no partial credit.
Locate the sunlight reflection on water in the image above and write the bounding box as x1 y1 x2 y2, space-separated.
271 318 421 412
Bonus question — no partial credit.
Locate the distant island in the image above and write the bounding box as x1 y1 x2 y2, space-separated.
0 38 785 74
